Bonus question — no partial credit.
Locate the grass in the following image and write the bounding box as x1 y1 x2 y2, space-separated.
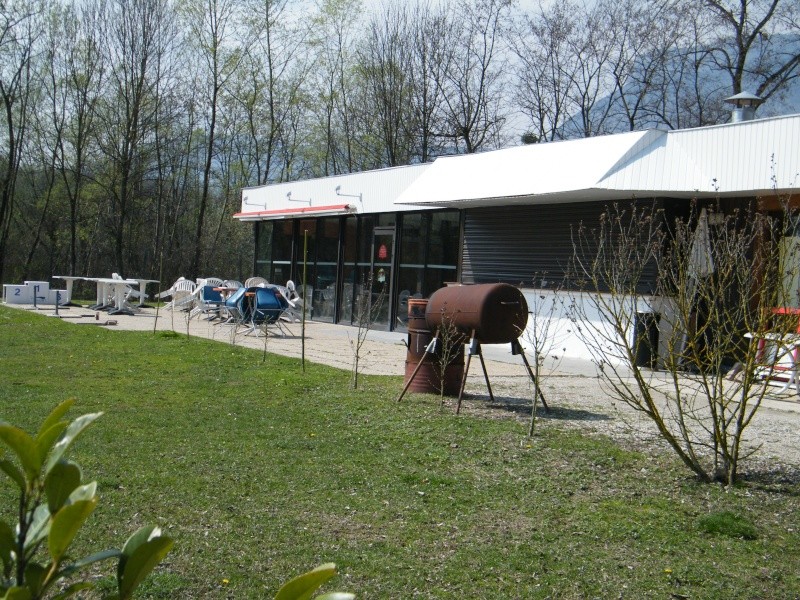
1 304 799 598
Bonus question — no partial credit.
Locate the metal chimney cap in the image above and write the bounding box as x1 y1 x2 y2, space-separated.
724 91 764 108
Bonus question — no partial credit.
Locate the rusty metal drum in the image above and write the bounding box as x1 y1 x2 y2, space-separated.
404 298 464 396
425 283 528 344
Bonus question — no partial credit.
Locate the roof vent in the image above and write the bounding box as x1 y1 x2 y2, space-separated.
724 92 764 123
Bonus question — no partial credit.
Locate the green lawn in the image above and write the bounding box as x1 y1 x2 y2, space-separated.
1 305 798 598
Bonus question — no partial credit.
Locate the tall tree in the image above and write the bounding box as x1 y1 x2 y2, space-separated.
97 0 176 275
0 0 41 283
702 0 800 101
181 0 245 279
436 0 510 153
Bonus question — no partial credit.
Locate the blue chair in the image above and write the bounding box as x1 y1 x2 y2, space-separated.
191 285 224 320
248 287 291 337
221 286 249 328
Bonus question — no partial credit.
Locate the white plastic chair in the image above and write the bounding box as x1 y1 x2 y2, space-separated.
245 276 269 288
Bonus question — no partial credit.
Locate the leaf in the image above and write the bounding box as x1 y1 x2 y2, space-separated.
0 520 15 573
51 582 93 600
23 562 46 597
67 482 96 504
0 460 25 491
117 526 174 600
38 400 75 438
315 594 356 600
48 499 98 563
42 412 102 478
36 423 69 470
45 461 82 514
24 504 52 554
274 563 338 600
58 548 121 579
1 586 32 600
0 425 40 481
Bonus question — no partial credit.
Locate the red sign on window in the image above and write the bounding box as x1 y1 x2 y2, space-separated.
378 244 388 259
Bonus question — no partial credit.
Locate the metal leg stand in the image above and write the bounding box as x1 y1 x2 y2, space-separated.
476 344 495 402
397 331 440 402
456 332 478 414
513 339 550 412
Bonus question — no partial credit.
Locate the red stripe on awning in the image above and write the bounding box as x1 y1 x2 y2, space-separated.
233 203 352 219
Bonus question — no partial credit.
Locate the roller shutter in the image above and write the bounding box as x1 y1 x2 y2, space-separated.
461 200 661 292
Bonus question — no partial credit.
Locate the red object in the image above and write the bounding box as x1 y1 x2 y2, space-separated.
378 244 388 259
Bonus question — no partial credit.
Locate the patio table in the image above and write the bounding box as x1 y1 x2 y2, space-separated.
52 275 83 307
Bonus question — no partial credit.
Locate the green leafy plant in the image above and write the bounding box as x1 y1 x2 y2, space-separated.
0 399 174 599
275 563 354 600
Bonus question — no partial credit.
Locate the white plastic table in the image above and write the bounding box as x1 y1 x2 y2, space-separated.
87 277 139 315
52 275 83 307
128 278 160 307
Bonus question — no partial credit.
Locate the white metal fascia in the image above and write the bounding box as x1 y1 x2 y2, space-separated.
237 164 430 221
394 130 658 207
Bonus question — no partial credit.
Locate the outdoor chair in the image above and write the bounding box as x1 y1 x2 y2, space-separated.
190 285 225 320
165 279 197 311
278 280 303 323
246 286 292 337
219 286 250 330
198 276 224 287
245 276 269 288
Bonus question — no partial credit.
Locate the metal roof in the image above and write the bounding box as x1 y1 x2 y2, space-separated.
236 114 800 218
236 164 430 221
395 113 800 208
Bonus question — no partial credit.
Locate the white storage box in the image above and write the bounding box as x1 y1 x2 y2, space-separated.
47 289 67 305
24 281 50 293
3 284 32 304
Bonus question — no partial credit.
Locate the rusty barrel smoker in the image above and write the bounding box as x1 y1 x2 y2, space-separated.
398 283 549 414
424 282 529 344
403 298 465 396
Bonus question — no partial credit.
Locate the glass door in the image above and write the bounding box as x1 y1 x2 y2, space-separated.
370 227 395 329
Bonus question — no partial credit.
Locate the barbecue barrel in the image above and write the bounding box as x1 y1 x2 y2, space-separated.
425 283 529 344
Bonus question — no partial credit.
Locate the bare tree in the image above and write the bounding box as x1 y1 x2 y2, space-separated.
356 3 417 167
180 0 246 279
47 0 106 277
97 0 177 275
523 277 572 435
437 0 510 153
703 0 800 100
0 0 41 283
349 273 385 390
570 201 795 484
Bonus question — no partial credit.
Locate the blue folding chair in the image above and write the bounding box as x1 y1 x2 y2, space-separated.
248 286 292 337
191 285 224 320
220 286 249 329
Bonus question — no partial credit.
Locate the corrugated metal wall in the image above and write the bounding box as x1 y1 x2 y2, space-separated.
462 200 661 291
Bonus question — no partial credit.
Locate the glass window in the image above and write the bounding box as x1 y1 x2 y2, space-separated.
342 216 357 263
378 213 396 227
256 222 273 264
273 221 294 262
317 218 340 263
428 210 460 266
357 216 375 264
400 213 426 265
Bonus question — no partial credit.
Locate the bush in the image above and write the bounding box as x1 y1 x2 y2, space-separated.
0 399 174 599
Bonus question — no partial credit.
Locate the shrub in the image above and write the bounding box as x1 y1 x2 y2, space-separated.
0 399 173 599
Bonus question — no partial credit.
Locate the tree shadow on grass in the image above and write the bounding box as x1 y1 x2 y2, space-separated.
738 465 800 493
471 394 611 422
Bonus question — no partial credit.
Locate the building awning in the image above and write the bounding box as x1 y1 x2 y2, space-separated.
233 203 354 221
